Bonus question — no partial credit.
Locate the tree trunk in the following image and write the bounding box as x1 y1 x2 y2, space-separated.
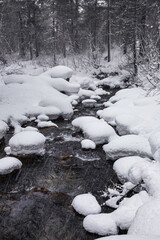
133 0 138 76
18 11 25 57
107 0 111 62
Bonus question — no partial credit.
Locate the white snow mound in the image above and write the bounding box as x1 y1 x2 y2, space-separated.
0 157 22 175
5 131 46 156
72 116 117 144
42 65 73 79
128 198 160 236
95 235 160 240
113 156 151 183
83 213 118 236
103 135 152 161
0 120 8 140
81 139 96 149
72 193 101 216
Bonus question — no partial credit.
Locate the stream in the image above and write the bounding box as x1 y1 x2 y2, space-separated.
0 88 120 240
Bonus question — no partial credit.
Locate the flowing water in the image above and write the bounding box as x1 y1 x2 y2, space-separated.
0 88 120 240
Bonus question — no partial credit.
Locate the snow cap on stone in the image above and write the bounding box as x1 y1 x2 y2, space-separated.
72 193 101 216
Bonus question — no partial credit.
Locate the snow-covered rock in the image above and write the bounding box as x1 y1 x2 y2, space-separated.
37 121 58 128
5 131 46 156
37 114 49 121
81 139 96 149
70 75 96 89
72 193 101 216
95 235 160 240
48 77 80 94
78 88 95 98
72 116 117 144
0 157 22 175
39 95 73 119
42 65 73 79
103 135 152 161
149 132 160 162
0 73 74 123
115 114 143 136
0 120 8 140
113 156 151 183
112 191 150 230
109 88 146 104
128 198 160 236
83 213 118 236
82 99 97 107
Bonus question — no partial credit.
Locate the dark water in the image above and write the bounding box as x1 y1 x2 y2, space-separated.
0 88 120 240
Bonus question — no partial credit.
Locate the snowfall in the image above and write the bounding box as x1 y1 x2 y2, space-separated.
0 62 160 240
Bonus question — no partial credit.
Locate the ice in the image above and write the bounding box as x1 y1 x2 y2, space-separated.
83 213 118 236
128 198 160 236
72 193 101 216
113 156 151 183
81 139 96 149
103 135 152 161
0 157 22 175
37 121 58 128
5 131 46 156
72 116 117 144
95 235 160 240
0 120 8 140
41 65 73 79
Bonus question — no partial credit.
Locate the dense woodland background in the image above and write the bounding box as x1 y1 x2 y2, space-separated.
0 0 159 78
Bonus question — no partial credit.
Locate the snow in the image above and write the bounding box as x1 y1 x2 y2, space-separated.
39 95 73 119
96 72 130 89
0 71 74 125
37 114 49 121
112 191 150 230
128 198 160 236
95 235 160 240
5 131 46 156
42 65 73 79
81 139 96 149
113 156 151 183
0 120 8 140
103 135 152 161
109 88 146 104
78 88 96 98
37 121 58 128
72 116 117 144
82 99 97 107
149 132 160 162
71 193 101 216
70 74 97 90
83 213 118 236
47 77 80 94
0 157 22 175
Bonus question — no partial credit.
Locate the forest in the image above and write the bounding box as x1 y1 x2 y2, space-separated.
0 0 159 78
